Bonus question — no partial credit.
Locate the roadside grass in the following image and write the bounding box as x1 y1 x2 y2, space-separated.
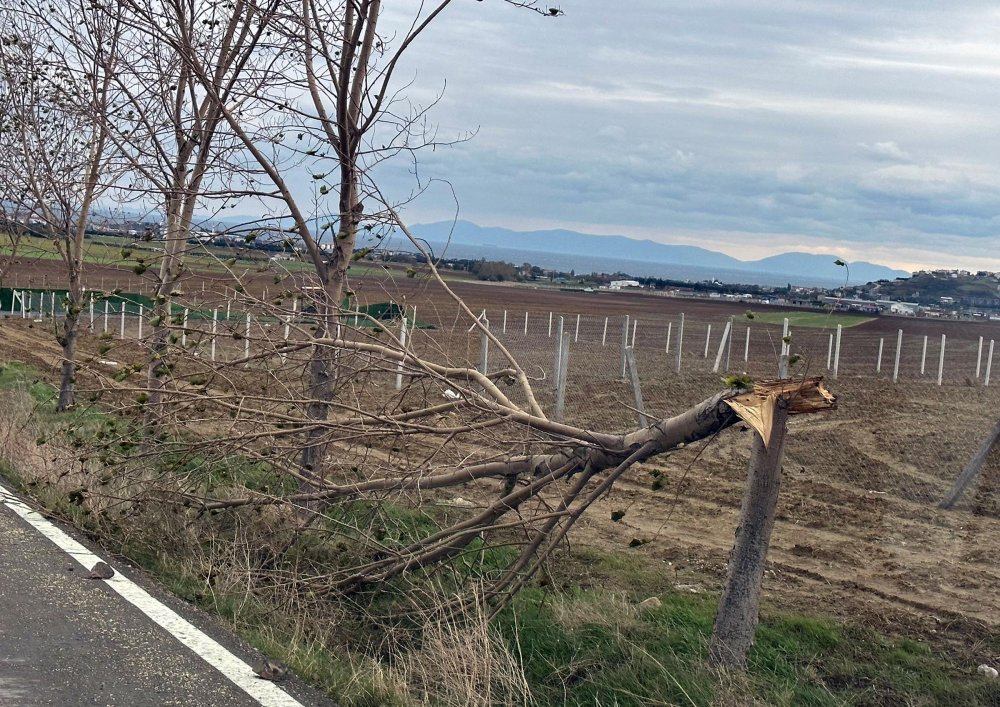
1 360 998 706
749 311 875 329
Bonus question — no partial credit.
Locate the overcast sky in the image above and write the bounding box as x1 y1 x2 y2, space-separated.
367 1 1000 272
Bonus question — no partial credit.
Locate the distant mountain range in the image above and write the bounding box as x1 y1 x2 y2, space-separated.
402 220 910 285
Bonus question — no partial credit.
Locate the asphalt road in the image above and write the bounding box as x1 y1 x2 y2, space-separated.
0 495 334 707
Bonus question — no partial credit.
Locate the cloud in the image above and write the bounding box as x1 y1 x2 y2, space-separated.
859 141 911 162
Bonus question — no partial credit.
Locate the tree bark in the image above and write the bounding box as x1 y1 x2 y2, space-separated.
709 398 790 668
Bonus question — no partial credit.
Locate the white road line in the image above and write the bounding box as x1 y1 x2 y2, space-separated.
0 480 305 707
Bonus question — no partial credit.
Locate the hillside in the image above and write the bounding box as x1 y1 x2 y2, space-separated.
868 270 1000 309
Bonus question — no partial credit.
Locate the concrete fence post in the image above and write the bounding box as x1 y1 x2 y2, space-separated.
89 294 94 326
986 340 995 387
479 318 490 378
744 326 751 362
211 309 218 362
396 317 409 390
602 316 608 346
704 324 712 358
712 319 732 373
503 310 508 335
920 335 928 375
781 318 790 357
244 313 251 360
138 305 144 339
832 324 842 379
676 313 685 373
524 311 529 336
625 347 649 427
554 331 570 422
574 313 580 343
876 338 884 373
119 305 125 339
104 300 109 333
620 315 630 380
893 329 902 383
665 322 672 354
553 316 565 388
826 333 833 370
181 308 189 347
548 311 553 338
937 334 946 386
631 318 638 348
976 336 984 379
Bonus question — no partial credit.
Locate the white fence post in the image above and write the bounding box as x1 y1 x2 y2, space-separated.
625 347 648 428
832 324 842 379
554 331 570 422
620 315 630 380
548 311 553 338
712 319 732 373
781 317 790 357
181 308 189 347
703 324 712 358
937 334 946 386
104 300 109 333
876 338 884 373
920 335 928 375
503 309 508 335
574 313 580 343
138 305 143 339
553 316 565 387
665 322 672 354
986 340 995 387
893 329 902 383
676 313 685 373
211 309 218 361
826 333 833 370
524 311 529 336
631 318 638 348
396 317 408 390
89 294 95 326
119 304 125 339
601 316 608 346
976 336 984 379
244 313 251 360
479 318 490 377
744 326 751 362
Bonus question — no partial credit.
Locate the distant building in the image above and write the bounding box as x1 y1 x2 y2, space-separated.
608 279 641 290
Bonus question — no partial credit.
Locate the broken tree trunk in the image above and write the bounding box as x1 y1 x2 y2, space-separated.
940 418 1000 509
709 377 835 668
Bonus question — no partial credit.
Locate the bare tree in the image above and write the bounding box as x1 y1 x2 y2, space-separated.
0 4 122 410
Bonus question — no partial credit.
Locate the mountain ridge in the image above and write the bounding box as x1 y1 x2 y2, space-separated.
405 220 910 284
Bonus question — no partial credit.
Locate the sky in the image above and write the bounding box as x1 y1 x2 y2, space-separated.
363 0 1000 273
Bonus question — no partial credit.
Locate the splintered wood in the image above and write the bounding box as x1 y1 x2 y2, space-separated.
725 377 836 447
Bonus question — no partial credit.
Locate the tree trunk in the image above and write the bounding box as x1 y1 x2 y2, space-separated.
57 309 78 411
709 398 790 668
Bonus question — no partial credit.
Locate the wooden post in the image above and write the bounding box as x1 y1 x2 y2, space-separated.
893 329 902 383
832 324 842 379
601 316 608 346
976 336 984 379
920 335 928 375
675 313 684 373
709 399 791 669
620 315 630 379
987 340 995 387
554 331 570 422
937 334 946 386
940 417 1000 509
704 324 712 358
625 347 648 427
876 338 884 373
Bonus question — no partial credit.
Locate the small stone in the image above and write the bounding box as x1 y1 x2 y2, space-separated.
85 562 115 580
636 596 662 611
977 664 998 679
